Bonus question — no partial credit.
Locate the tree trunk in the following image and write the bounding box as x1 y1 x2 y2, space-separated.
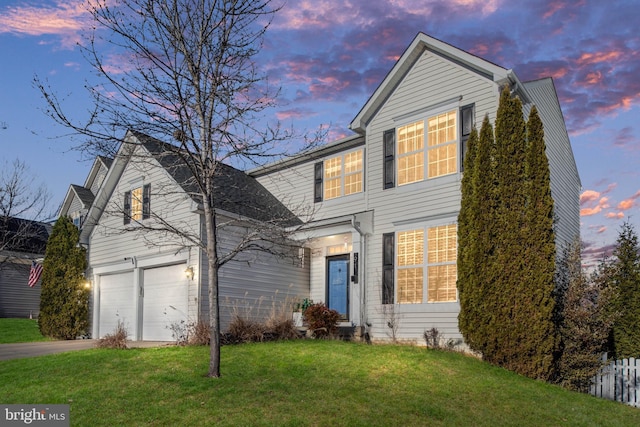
204 202 221 378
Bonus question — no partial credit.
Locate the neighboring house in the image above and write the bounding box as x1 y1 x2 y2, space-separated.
59 156 113 230
60 132 309 341
251 33 580 343
0 217 50 318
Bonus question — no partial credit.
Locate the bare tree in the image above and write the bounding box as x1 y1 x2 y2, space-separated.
0 159 52 268
35 0 320 377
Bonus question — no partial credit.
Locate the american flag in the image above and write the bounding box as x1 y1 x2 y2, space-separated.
28 261 43 287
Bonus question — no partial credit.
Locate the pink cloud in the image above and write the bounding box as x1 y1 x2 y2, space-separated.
618 199 635 211
583 71 603 85
0 1 89 49
613 127 636 149
542 1 566 19
580 196 609 217
276 108 317 121
606 212 624 219
575 50 624 66
580 189 601 204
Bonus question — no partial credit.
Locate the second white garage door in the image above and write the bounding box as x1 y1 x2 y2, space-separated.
142 264 188 341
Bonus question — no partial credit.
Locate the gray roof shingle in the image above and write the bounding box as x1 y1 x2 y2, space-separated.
131 131 301 227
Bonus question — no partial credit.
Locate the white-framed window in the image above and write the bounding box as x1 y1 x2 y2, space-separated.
124 183 150 225
314 149 364 202
393 223 457 304
392 108 460 188
72 213 84 229
130 186 143 221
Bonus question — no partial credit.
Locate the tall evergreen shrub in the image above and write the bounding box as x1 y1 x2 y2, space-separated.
556 240 615 391
457 87 558 380
608 221 640 358
39 216 89 339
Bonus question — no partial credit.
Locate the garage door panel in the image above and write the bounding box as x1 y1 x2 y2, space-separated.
99 272 134 339
142 264 188 341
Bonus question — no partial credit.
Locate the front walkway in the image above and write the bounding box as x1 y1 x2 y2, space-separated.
0 340 172 361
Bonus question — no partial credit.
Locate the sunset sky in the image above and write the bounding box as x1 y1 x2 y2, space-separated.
0 0 638 264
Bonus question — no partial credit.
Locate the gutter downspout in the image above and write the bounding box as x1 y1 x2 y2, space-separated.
351 215 368 341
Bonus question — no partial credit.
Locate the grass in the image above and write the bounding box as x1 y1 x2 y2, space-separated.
0 318 50 343
0 340 638 426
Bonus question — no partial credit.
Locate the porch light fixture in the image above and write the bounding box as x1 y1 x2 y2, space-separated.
83 280 91 290
185 266 194 280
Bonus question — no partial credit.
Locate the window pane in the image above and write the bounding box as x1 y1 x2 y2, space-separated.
344 150 362 173
427 143 457 178
427 110 457 147
324 177 341 200
131 187 143 221
324 157 342 179
398 230 424 266
427 265 457 302
398 267 423 304
427 224 456 263
344 172 362 195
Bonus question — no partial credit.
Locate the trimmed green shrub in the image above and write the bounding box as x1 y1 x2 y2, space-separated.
38 216 89 340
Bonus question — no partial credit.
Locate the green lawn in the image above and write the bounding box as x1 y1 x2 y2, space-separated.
0 340 638 426
0 318 50 343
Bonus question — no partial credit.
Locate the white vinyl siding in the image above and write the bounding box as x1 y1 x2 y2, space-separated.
364 49 496 342
89 145 197 266
522 79 581 252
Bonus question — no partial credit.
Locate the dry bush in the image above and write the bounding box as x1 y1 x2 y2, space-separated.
224 315 267 344
96 320 128 349
169 320 211 346
187 320 211 345
222 292 304 344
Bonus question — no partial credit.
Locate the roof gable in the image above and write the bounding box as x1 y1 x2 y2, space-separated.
350 32 510 133
132 131 301 226
78 130 300 243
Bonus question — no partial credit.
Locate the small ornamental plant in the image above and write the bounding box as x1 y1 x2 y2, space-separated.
302 303 340 338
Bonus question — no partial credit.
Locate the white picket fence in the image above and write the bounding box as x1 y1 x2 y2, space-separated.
591 356 640 408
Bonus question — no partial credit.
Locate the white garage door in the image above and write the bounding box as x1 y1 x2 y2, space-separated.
99 271 134 339
142 264 188 341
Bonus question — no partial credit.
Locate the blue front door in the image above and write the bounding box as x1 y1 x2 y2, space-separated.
327 255 349 320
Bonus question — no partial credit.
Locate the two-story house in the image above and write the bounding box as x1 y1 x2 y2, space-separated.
61 32 579 344
251 33 580 343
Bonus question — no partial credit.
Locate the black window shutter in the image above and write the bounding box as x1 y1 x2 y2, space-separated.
460 104 474 171
123 191 131 225
383 129 395 189
382 232 395 304
314 162 323 203
142 184 151 220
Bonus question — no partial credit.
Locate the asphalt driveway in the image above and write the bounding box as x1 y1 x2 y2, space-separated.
0 340 172 361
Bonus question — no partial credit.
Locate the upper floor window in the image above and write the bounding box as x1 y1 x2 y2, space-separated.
124 183 150 224
385 104 474 189
72 214 84 229
314 149 363 202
